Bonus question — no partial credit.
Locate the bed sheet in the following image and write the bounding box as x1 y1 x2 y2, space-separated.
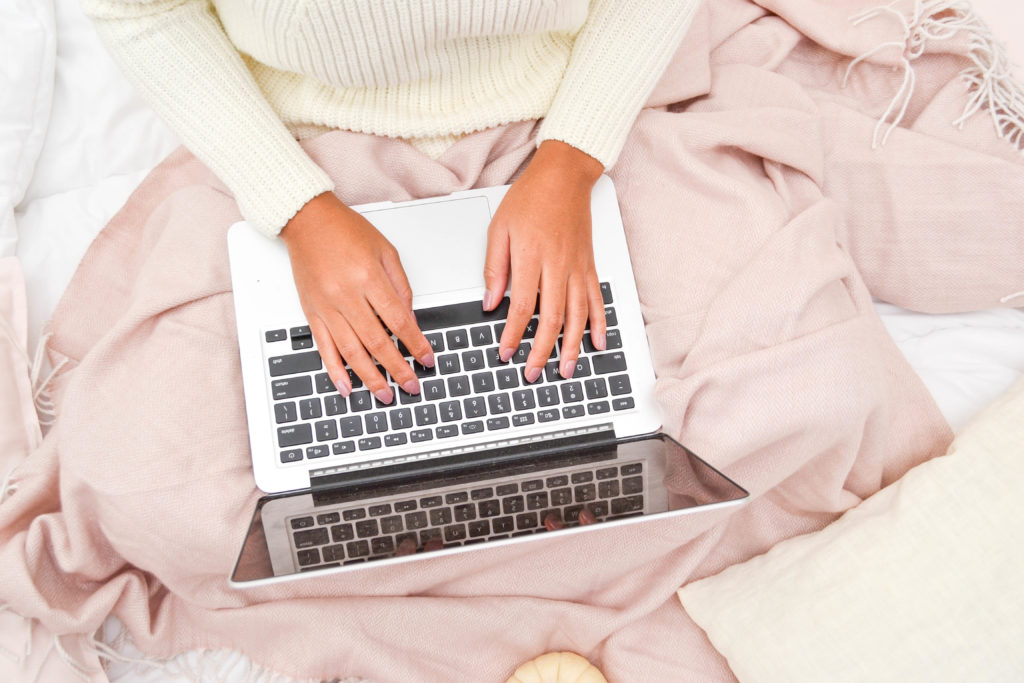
5 0 1024 680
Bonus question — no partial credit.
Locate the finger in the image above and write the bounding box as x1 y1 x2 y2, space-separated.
499 252 542 365
585 274 607 352
543 511 565 531
578 506 598 525
367 278 434 368
327 309 396 404
308 316 352 397
482 221 511 312
558 275 589 379
525 272 565 381
346 302 418 402
395 536 418 556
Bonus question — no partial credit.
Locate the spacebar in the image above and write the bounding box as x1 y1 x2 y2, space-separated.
414 297 511 332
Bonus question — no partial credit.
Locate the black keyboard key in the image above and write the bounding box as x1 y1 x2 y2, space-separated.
291 516 315 530
471 487 495 501
277 424 313 448
447 375 471 397
405 511 428 530
358 437 382 450
560 382 584 404
538 409 559 423
415 404 438 426
315 373 335 394
526 491 549 510
605 328 622 349
365 412 388 433
550 488 572 506
322 544 345 562
502 496 525 514
346 540 370 558
440 400 462 422
537 386 559 406
611 495 644 515
316 512 340 525
415 298 510 331
339 416 363 438
293 528 329 548
445 491 469 504
572 472 594 483
356 519 380 538
436 424 459 438
516 513 538 530
272 376 313 400
462 349 485 373
597 467 619 480
544 361 563 382
265 329 287 343
463 396 487 418
613 397 635 411
603 306 618 327
547 475 568 487
497 368 519 390
411 428 433 442
522 317 539 339
599 480 620 498
609 374 631 396
296 548 320 566
588 401 610 415
300 397 322 420
429 508 453 526
487 416 510 431
574 483 597 502
461 420 484 435
371 537 395 555
413 361 436 379
622 463 644 475
324 395 346 415
446 329 469 350
424 332 445 353
468 520 491 537
274 402 297 424
600 282 612 305
492 516 514 533
478 499 501 517
420 495 443 508
622 476 644 495
306 444 330 459
332 440 356 455
380 516 403 534
331 523 355 542
512 413 535 427
472 372 496 393
584 378 608 400
422 379 446 401
470 325 493 346
343 508 366 521
593 352 627 374
384 433 407 447
486 346 508 367
444 524 468 542
349 390 373 412
268 351 321 377
512 342 531 365
562 405 585 419
394 500 417 513
496 483 518 496
437 354 461 375
389 407 413 430
347 368 364 389
487 393 511 415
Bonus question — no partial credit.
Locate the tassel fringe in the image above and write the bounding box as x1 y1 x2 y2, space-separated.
844 0 1024 151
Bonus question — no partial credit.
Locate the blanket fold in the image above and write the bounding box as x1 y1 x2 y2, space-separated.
2 1 1023 680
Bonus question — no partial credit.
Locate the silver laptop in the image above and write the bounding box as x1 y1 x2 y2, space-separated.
227 177 747 587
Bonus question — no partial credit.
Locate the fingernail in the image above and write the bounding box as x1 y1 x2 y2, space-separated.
593 332 606 351
419 352 435 368
544 512 565 531
401 379 420 395
332 375 351 397
482 291 494 311
374 388 394 404
578 506 598 525
560 359 575 378
525 366 542 383
500 347 514 363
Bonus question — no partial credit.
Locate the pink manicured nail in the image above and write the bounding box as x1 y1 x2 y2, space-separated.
560 359 575 379
419 352 435 368
525 366 542 383
500 347 514 363
331 375 351 398
374 388 394 404
593 332 607 351
482 291 494 311
401 379 420 395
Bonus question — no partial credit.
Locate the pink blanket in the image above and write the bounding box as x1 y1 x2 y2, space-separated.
3 0 1024 680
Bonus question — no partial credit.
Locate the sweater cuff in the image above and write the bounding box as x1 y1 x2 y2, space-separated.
536 0 700 169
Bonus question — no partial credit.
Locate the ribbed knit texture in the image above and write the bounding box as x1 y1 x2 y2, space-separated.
82 0 700 236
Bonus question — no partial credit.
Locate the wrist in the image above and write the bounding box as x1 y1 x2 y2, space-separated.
531 140 604 189
280 192 347 244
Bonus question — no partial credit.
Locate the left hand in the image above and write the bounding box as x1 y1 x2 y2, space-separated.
482 140 608 383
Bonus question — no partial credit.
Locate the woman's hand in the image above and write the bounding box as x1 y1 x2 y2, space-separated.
280 192 434 404
482 140 608 383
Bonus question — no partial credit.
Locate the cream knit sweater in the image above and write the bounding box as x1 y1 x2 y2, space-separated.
83 0 701 237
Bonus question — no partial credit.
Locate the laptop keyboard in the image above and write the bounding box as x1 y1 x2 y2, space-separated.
265 282 636 466
287 460 646 570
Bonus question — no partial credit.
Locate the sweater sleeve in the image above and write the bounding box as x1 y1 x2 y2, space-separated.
82 0 334 237
535 0 702 169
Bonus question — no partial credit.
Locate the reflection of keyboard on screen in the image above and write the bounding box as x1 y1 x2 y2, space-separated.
265 282 636 466
287 459 647 570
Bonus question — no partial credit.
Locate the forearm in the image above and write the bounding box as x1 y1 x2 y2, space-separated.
83 0 333 236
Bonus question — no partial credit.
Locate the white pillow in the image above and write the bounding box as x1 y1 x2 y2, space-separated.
678 377 1024 682
0 257 41 470
0 0 55 257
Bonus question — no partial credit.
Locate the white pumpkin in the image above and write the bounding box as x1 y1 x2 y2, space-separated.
506 651 608 683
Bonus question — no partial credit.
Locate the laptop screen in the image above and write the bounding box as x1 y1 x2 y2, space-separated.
231 434 747 586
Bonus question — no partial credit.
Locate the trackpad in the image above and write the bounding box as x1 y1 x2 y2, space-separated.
361 196 492 298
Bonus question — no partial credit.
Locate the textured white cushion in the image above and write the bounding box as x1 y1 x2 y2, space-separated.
0 0 55 257
678 377 1024 682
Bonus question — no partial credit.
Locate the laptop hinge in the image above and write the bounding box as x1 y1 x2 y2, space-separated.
307 423 616 491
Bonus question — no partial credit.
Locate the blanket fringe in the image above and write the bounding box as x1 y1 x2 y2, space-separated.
0 603 33 665
844 0 1024 151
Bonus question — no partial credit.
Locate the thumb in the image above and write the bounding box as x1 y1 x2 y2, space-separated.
482 220 510 311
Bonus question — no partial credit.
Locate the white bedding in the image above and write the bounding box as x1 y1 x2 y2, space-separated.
4 0 1024 679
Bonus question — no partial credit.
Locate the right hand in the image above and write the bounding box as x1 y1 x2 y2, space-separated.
279 192 434 404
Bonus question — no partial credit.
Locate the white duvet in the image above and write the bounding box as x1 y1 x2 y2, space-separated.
3 0 1024 679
